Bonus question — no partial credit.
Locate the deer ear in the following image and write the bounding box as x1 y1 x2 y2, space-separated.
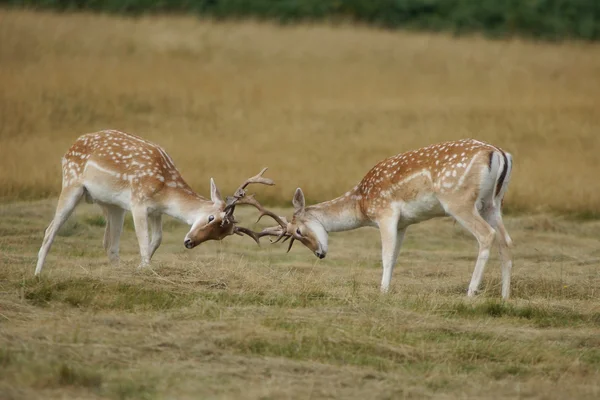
292 188 305 213
210 178 224 206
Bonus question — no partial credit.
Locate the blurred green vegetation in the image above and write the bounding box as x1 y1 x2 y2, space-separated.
3 0 600 41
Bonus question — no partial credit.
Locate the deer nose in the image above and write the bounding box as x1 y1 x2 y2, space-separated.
184 239 194 249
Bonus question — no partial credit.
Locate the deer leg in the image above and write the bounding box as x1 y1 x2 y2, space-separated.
489 212 513 300
101 205 126 264
101 206 111 253
149 214 163 260
379 217 406 293
496 216 513 300
480 206 513 300
108 207 126 263
446 205 496 297
35 186 84 276
131 205 151 268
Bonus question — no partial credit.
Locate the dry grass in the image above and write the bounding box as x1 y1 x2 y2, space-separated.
1 9 600 213
1 200 600 399
1 10 600 398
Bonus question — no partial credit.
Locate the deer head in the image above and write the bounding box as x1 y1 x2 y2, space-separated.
183 168 287 249
258 188 328 259
183 178 234 248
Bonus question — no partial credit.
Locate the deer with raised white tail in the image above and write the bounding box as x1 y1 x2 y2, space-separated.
260 139 514 299
35 129 279 276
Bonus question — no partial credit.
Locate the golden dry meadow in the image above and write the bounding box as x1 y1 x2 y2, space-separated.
1 8 600 400
1 9 600 212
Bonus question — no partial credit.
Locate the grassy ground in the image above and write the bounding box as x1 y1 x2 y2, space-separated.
1 200 599 399
1 10 600 213
1 9 600 400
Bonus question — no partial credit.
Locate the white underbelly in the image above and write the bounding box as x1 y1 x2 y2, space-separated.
83 164 132 210
397 194 446 225
84 181 132 210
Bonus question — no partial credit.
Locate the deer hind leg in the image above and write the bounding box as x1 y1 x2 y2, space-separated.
379 217 406 293
35 185 85 276
101 205 126 263
149 214 163 260
102 207 112 253
481 208 513 300
445 203 496 297
131 205 151 268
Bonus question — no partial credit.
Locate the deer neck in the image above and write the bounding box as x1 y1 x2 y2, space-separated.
306 189 366 233
160 187 213 225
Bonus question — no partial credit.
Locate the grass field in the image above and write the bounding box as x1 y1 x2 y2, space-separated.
1 9 600 213
1 200 600 399
1 9 600 400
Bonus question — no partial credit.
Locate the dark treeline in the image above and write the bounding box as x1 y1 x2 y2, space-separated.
3 0 600 41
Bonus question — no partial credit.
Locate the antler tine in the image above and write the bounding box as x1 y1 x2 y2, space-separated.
233 225 292 246
233 226 261 245
228 194 288 231
224 167 276 216
232 167 274 198
221 168 292 246
255 221 294 251
286 237 296 253
256 225 290 244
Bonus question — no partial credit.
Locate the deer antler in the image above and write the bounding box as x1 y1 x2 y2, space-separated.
221 168 289 244
232 224 291 245
232 226 261 244
224 167 274 209
227 194 291 244
227 194 287 229
251 217 296 252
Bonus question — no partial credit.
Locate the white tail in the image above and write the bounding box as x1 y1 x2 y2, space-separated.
35 130 277 275
260 139 514 299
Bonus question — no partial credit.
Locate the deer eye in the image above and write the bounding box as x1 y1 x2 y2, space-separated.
208 215 215 223
296 228 302 236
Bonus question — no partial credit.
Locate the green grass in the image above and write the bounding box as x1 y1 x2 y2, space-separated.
23 277 195 311
56 217 87 237
216 335 421 372
1 200 599 399
84 214 106 227
17 276 600 328
435 300 600 328
57 363 103 389
0 347 157 399
569 210 600 221
108 380 156 400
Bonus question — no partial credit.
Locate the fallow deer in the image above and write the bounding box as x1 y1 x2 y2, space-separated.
35 129 281 276
260 139 514 299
